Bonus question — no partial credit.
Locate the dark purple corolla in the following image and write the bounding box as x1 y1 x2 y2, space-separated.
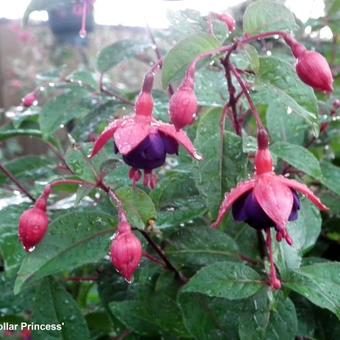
121 132 178 170
232 190 301 231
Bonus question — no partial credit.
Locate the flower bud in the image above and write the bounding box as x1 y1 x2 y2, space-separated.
111 223 142 282
215 13 236 32
19 207 49 252
296 50 333 93
135 91 154 117
169 82 197 130
22 92 37 107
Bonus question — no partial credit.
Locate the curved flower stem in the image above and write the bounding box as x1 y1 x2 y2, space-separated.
220 47 242 136
230 65 265 131
0 163 35 202
143 251 167 268
50 179 94 189
133 228 188 284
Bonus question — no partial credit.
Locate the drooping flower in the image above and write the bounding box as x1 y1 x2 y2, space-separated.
283 34 333 93
90 74 202 188
212 129 329 289
110 221 142 283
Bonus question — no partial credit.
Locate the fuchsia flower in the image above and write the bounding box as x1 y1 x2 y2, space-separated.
90 74 202 188
111 220 142 282
212 129 329 289
283 34 333 93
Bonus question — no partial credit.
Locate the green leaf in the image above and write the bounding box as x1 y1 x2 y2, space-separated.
183 261 264 299
162 34 220 88
0 156 52 185
320 160 340 195
243 0 297 35
255 56 319 131
116 187 157 227
97 40 150 73
109 275 188 337
271 141 323 180
67 70 98 90
285 262 340 318
194 67 227 107
14 210 115 294
239 291 298 340
178 292 245 339
194 109 249 216
166 226 240 267
39 87 91 136
274 198 322 277
32 277 90 339
266 103 307 145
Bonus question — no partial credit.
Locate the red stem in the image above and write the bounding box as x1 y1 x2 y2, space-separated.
0 163 35 202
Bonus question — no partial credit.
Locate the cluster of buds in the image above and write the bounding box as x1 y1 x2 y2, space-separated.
212 129 329 289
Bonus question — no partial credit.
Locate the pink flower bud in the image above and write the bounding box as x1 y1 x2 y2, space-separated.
19 207 49 252
111 222 142 282
296 50 333 93
22 92 37 107
135 91 154 117
215 13 236 32
169 82 197 130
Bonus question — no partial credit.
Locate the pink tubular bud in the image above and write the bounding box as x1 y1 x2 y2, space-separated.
296 50 334 93
135 91 154 117
111 223 142 283
255 129 273 175
169 80 197 130
22 92 37 107
18 207 49 252
214 13 236 32
282 33 306 58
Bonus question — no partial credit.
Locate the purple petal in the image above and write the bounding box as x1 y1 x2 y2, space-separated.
232 191 275 230
288 191 301 221
160 132 179 155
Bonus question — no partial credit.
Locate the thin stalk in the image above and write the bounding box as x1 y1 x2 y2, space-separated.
0 163 35 202
134 228 188 283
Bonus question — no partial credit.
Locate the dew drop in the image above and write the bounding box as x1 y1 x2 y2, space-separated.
79 29 87 39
